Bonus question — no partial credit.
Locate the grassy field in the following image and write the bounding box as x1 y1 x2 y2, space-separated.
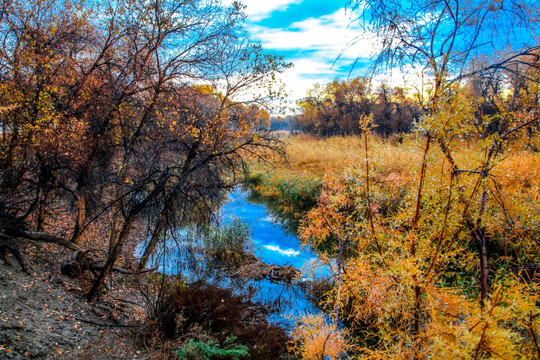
249 133 540 208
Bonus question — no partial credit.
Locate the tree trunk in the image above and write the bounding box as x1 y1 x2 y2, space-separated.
86 212 136 301
35 161 52 232
86 174 169 301
71 192 87 244
467 220 488 308
137 211 167 271
107 210 122 256
479 228 488 306
36 187 49 232
137 149 195 270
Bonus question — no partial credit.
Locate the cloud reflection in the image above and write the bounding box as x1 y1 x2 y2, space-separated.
264 245 300 257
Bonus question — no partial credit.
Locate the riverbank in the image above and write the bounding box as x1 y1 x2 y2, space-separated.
0 239 146 359
247 133 540 358
1 235 295 359
246 134 416 223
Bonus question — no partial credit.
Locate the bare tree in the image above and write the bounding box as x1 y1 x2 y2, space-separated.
348 0 539 93
0 0 288 301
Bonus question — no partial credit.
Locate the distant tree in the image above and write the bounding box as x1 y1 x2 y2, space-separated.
296 78 373 137
295 78 419 137
371 83 421 136
269 115 293 131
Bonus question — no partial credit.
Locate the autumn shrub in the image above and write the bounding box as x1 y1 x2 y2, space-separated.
290 314 350 360
142 278 293 360
293 88 540 358
202 219 255 269
297 155 540 358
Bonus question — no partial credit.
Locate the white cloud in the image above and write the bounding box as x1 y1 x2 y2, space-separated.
252 9 376 57
241 5 423 108
248 9 381 102
239 0 303 21
276 63 328 105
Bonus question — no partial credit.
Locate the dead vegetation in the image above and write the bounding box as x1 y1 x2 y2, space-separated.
138 277 294 360
230 260 298 283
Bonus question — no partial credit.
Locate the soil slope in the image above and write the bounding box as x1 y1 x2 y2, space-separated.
0 239 145 359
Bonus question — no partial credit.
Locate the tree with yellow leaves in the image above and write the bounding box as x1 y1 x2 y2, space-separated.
298 87 540 357
288 1 540 357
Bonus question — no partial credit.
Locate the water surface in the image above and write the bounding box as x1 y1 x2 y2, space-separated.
139 187 326 325
220 188 324 323
221 188 317 269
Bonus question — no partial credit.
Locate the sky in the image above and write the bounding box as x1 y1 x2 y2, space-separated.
239 0 379 104
238 0 540 109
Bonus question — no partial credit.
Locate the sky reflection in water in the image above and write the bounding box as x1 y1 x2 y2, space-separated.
139 187 326 326
220 187 317 269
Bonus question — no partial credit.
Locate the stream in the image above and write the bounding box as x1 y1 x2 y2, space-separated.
139 187 328 325
222 188 317 271
220 188 325 323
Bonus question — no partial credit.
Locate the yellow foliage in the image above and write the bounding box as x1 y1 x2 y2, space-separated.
290 314 351 360
264 117 540 359
250 82 540 358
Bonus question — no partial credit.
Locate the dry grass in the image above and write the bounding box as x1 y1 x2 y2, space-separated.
496 151 540 192
249 133 540 222
280 134 365 175
265 133 540 180
252 133 424 182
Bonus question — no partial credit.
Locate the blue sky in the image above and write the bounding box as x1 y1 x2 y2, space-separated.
239 0 379 102
238 0 540 106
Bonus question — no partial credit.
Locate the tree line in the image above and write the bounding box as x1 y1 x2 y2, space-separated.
294 78 422 137
293 69 540 139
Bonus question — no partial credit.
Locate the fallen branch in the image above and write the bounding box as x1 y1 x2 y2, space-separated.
93 264 158 275
230 260 298 283
61 251 158 278
0 324 24 330
0 237 29 273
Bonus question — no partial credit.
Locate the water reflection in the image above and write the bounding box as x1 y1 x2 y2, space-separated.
220 187 317 269
138 187 328 326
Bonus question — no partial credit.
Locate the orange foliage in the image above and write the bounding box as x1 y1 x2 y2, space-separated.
292 84 540 358
290 314 351 360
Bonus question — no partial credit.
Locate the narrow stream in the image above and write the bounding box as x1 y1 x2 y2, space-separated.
221 187 317 270
219 187 325 324
139 187 327 326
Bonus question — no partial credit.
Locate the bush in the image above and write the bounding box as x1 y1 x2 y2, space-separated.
143 280 292 360
202 219 255 268
175 337 249 360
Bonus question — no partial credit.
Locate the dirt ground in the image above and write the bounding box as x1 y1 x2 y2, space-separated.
0 239 147 359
